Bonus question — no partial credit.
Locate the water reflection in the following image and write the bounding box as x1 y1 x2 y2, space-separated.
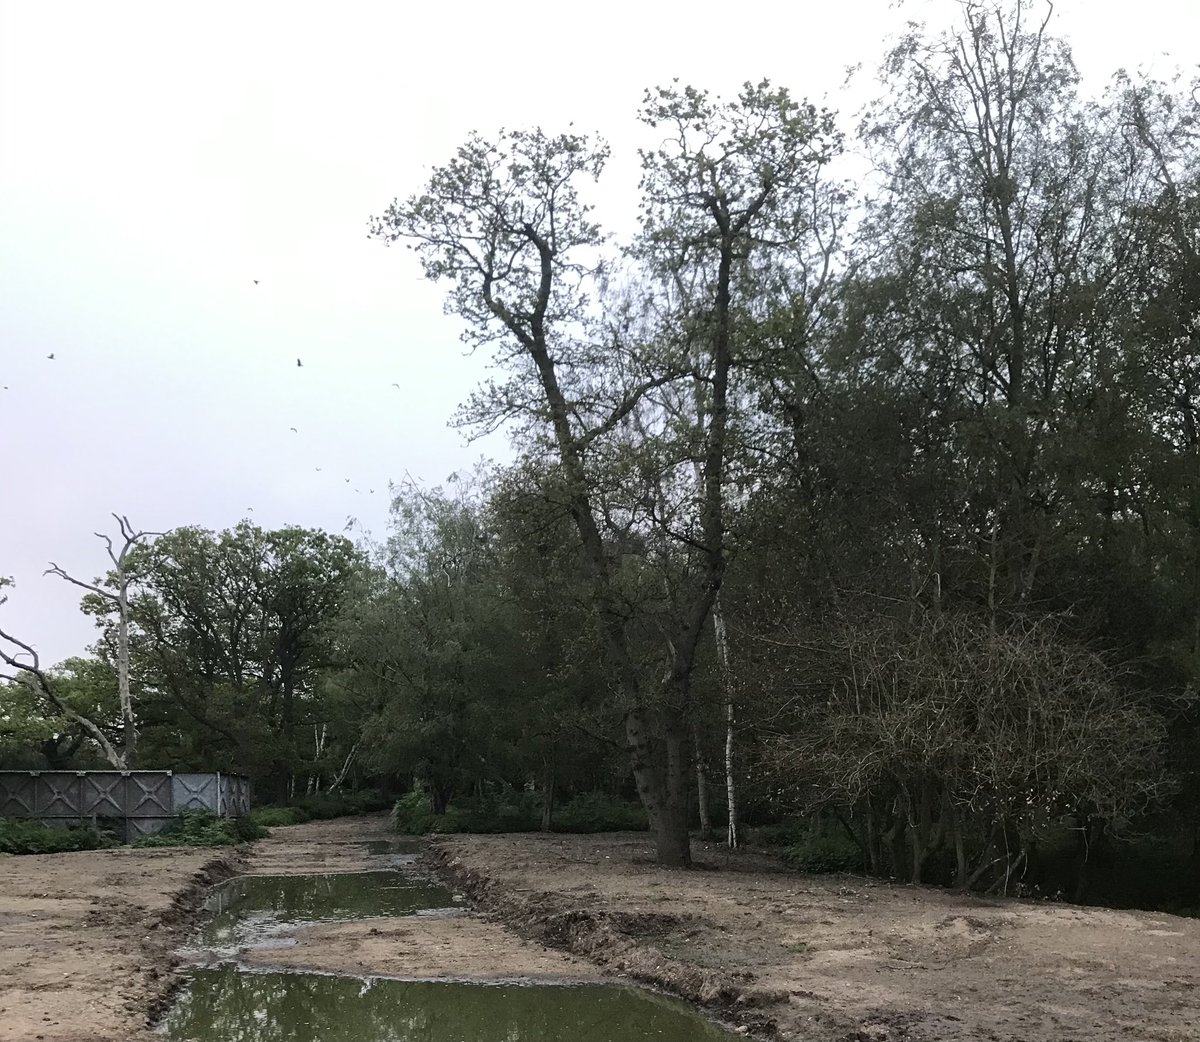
163 967 739 1042
196 871 459 951
362 838 423 858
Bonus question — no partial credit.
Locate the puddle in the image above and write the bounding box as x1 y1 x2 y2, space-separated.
193 871 460 954
162 967 740 1042
362 837 423 856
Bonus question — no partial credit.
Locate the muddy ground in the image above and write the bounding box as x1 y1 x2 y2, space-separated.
431 832 1200 1042
2 817 1196 1042
0 844 240 1042
233 817 599 982
0 816 591 1042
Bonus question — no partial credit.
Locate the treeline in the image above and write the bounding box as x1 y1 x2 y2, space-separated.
2 0 1198 909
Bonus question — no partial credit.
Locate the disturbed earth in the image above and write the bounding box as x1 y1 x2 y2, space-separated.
0 816 1197 1041
432 832 1200 1042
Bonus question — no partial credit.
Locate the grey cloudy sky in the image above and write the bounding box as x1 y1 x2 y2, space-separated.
1 0 1196 666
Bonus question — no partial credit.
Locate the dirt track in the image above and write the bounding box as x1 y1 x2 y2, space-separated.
430 832 1200 1042
2 819 1197 1042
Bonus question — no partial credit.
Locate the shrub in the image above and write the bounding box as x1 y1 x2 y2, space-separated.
782 830 865 874
750 820 806 847
391 790 437 835
0 817 117 855
292 789 389 821
249 805 310 828
552 792 648 833
133 809 267 848
392 789 648 836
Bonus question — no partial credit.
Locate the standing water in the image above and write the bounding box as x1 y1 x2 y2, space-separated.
162 967 740 1042
167 844 742 1042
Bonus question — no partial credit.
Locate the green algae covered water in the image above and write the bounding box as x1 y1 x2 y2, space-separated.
162 967 740 1042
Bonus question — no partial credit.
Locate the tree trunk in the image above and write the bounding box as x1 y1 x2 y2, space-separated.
690 716 711 836
540 762 556 832
627 707 691 867
711 598 739 851
865 801 885 875
115 575 136 767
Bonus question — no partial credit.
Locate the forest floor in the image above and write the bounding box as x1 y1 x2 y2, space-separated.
430 831 1200 1042
2 817 1197 1042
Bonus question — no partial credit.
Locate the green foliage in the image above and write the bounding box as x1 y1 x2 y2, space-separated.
132 810 267 848
93 522 367 794
0 817 117 855
389 790 436 835
749 821 806 847
782 829 866 874
391 789 646 835
248 805 310 827
292 790 389 820
553 792 648 833
248 791 389 829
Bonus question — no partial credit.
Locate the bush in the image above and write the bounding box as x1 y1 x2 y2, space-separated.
392 789 648 836
133 809 267 848
553 792 648 833
782 829 865 874
249 805 310 828
391 790 437 835
0 817 117 855
292 789 390 821
750 820 806 847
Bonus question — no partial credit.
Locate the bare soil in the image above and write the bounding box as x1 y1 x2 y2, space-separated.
429 832 1200 1042
4 818 1196 1042
0 845 241 1042
0 816 592 1042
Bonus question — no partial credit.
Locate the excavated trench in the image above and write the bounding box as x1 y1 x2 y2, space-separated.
160 827 742 1042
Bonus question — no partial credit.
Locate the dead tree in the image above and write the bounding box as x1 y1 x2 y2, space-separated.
0 583 126 767
43 514 159 767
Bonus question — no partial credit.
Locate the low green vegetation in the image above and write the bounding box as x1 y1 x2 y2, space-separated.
0 817 117 855
781 828 866 875
391 789 647 836
133 810 267 848
249 790 392 829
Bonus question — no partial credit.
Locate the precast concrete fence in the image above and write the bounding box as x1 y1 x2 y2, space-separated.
0 770 251 841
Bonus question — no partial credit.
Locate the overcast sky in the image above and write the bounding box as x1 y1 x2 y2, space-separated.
1 0 1196 666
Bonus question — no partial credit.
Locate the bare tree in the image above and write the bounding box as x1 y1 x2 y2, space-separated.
0 578 127 767
45 514 159 767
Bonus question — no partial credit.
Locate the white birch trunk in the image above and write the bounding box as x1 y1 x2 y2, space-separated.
712 595 739 850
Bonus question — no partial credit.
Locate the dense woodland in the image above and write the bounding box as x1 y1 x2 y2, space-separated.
3 1 1198 908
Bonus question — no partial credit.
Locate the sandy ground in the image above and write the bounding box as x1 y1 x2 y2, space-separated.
4 818 1197 1042
0 846 239 1042
430 832 1200 1042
